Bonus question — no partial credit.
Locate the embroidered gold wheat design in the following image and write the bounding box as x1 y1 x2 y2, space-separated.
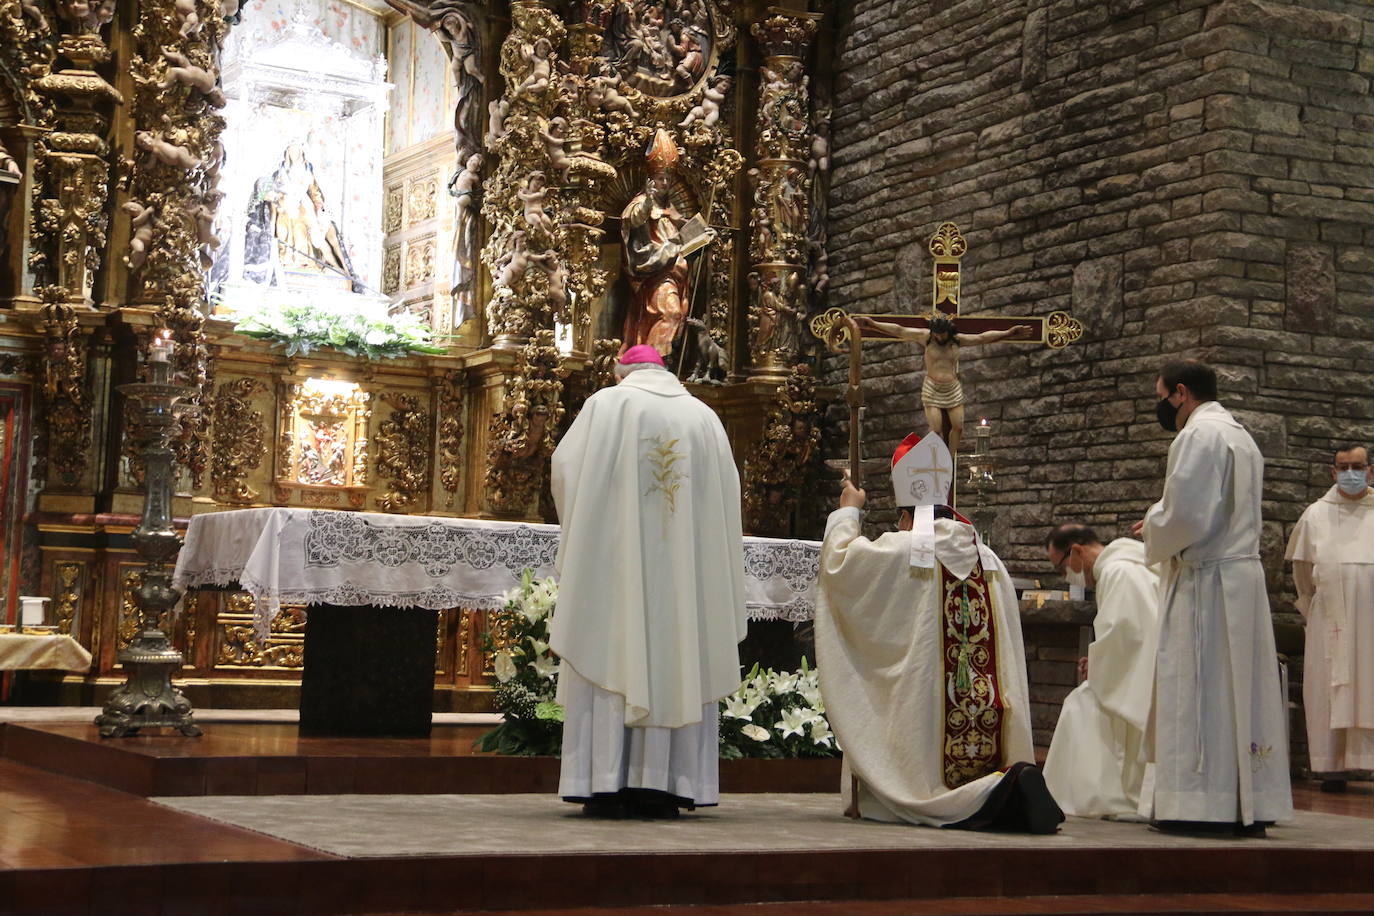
645 435 687 515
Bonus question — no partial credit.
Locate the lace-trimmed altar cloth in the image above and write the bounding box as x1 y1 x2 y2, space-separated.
173 508 820 637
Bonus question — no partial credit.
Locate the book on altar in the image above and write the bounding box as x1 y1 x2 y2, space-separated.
677 214 713 257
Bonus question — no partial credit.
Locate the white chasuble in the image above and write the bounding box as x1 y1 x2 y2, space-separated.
550 368 747 730
1142 401 1292 825
1043 538 1160 817
814 507 1035 827
1285 484 1374 772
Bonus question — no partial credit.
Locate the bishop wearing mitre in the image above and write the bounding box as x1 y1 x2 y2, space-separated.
550 345 748 818
814 433 1063 833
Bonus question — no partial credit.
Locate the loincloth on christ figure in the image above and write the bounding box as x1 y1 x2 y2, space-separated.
921 375 965 410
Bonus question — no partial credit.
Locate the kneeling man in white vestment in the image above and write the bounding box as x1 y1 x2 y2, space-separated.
1042 524 1160 818
549 345 747 818
814 433 1063 833
1285 443 1374 790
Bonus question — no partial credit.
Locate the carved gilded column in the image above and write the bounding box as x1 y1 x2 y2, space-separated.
747 11 817 380
30 12 122 305
480 1 568 349
122 0 237 491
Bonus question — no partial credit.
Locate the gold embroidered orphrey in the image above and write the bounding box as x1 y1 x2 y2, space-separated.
940 558 1005 789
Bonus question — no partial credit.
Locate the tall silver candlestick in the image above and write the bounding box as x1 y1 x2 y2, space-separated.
96 332 202 738
965 418 998 547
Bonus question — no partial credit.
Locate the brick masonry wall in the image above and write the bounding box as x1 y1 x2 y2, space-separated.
825 0 1374 622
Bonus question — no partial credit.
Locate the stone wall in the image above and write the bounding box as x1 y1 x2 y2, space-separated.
824 0 1374 614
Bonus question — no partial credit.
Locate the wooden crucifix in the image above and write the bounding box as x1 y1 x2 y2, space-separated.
811 222 1084 458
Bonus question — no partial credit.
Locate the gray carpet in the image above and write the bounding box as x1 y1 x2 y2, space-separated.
152 793 1374 858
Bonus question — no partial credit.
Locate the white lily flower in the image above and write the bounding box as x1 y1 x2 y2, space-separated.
741 723 770 742
531 654 560 679
776 707 810 739
722 695 759 721
809 718 834 747
493 650 517 683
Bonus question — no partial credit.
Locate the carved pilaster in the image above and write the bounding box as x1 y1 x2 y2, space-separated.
37 287 91 488
742 363 823 536
375 392 433 513
483 329 566 518
209 376 269 504
747 11 818 379
437 369 466 508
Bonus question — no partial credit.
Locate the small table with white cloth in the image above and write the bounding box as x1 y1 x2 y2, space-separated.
173 508 821 736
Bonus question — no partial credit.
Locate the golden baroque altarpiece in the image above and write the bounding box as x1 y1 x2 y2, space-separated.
0 0 834 708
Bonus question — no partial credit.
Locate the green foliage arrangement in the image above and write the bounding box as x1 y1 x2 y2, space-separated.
231 299 447 360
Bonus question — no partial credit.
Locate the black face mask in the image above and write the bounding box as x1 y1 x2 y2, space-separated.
1156 396 1179 432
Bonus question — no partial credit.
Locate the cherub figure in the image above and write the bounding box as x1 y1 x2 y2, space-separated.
809 106 831 178
517 171 555 236
449 152 483 219
135 131 201 170
122 200 156 269
680 75 730 128
540 255 569 314
173 0 199 37
517 37 553 96
160 49 226 107
493 231 533 289
589 73 638 118
538 116 572 180
484 98 509 149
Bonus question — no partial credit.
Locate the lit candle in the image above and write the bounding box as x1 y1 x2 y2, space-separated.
149 330 172 363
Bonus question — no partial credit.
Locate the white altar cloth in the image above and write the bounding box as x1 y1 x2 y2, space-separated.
173 508 820 636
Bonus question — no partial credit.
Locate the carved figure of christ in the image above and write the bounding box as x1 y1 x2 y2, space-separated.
854 313 1036 457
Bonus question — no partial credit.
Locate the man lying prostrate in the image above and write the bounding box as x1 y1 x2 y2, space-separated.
814 432 1063 834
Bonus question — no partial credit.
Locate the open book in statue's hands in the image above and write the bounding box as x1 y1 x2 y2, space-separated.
676 214 716 257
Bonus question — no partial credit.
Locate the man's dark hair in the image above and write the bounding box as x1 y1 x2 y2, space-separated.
929 315 958 341
1045 523 1102 553
1334 443 1369 461
1159 360 1218 402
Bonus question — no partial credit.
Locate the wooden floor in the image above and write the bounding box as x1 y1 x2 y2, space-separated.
1 719 1372 915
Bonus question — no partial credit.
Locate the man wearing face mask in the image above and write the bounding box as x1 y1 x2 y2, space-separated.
1041 525 1160 818
1284 444 1374 793
1133 360 1292 836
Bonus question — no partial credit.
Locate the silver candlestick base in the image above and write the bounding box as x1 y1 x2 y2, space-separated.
96 363 203 738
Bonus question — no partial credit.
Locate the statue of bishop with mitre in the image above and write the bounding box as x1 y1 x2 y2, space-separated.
620 128 715 356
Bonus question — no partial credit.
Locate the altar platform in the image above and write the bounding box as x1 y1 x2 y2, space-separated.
2 713 1374 916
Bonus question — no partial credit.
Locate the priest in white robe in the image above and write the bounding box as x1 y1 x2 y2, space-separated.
814 433 1062 833
1042 524 1160 818
549 345 747 818
1285 443 1374 788
1138 360 1292 834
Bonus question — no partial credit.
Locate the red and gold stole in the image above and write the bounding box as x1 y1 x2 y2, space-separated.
940 555 1005 789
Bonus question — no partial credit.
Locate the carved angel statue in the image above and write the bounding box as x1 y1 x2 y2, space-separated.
680 75 730 128
518 171 555 236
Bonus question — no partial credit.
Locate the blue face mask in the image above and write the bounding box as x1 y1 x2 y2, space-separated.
1337 469 1369 496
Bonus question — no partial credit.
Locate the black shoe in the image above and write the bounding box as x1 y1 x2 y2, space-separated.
581 797 627 818
1014 765 1065 835
628 798 681 819
1234 821 1268 838
1320 779 1348 793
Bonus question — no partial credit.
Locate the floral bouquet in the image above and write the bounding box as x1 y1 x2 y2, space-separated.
717 659 839 759
476 570 565 757
231 298 447 360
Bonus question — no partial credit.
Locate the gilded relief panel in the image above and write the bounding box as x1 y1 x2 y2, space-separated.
214 591 306 669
